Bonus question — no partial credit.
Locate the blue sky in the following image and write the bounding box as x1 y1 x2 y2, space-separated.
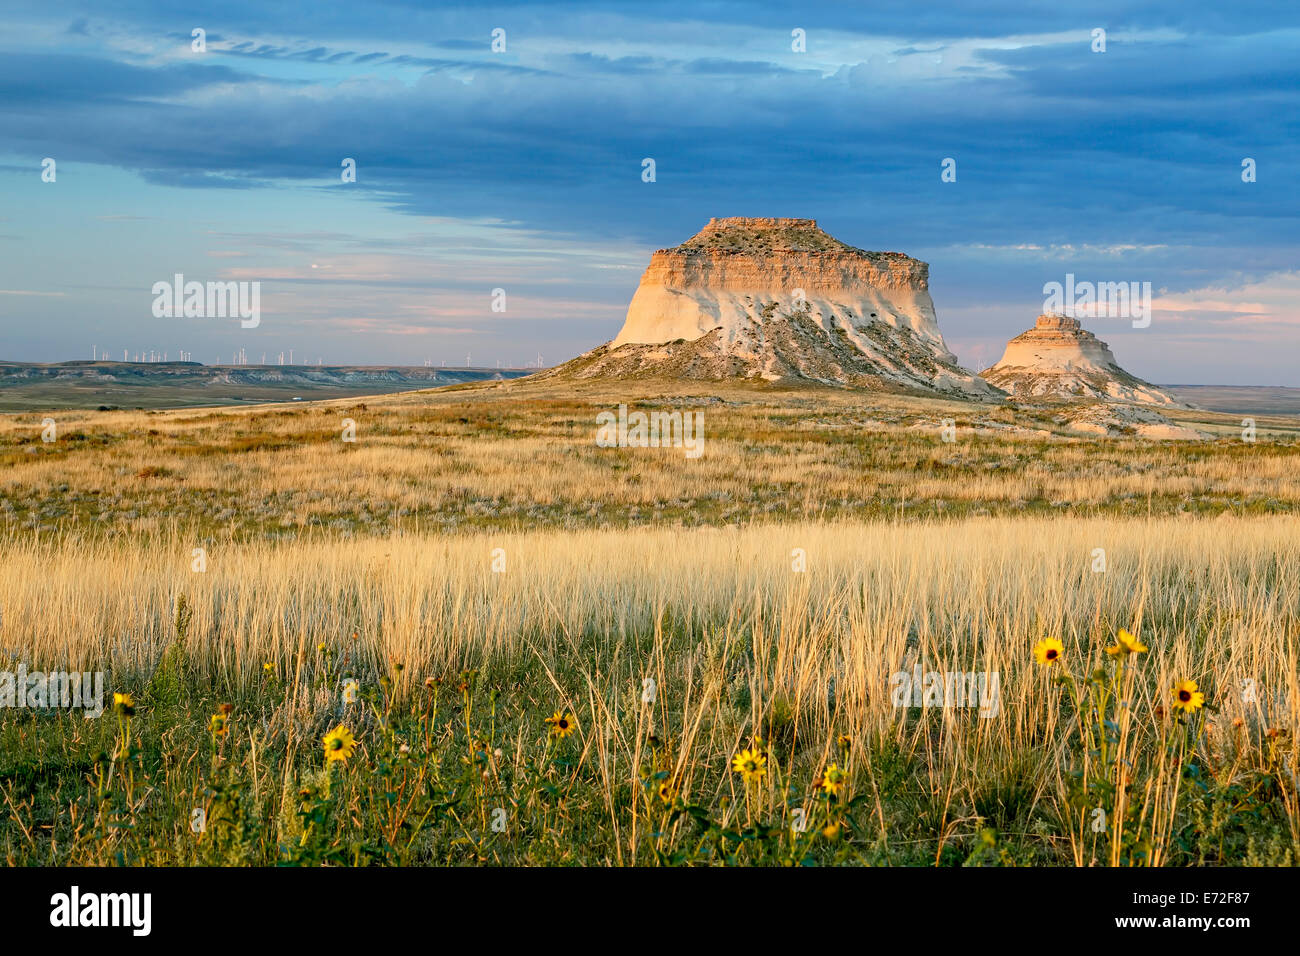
1 1 1297 383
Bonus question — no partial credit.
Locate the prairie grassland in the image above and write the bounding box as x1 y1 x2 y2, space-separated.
1 382 1299 866
1 516 1298 865
1 381 1299 539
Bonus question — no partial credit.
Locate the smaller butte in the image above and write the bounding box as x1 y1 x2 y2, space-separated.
980 313 1180 406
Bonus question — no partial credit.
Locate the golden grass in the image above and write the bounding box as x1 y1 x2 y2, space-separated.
3 515 1297 863
2 382 1299 540
2 382 1298 865
6 515 1296 690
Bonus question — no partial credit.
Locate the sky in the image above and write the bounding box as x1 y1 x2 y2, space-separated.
0 1 1297 383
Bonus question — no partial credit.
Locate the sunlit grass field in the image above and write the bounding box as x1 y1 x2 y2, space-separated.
3 380 1299 539
1 381 1298 865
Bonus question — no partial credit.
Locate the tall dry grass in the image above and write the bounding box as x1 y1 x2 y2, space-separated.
2 515 1296 864
5 515 1296 684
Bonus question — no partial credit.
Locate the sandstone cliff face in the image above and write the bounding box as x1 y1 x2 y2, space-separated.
980 313 1179 406
555 217 997 397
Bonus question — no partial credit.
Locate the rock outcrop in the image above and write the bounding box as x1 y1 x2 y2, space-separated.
980 313 1179 405
543 218 999 397
1060 402 1207 440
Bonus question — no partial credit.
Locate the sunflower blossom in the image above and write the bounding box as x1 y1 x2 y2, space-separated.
1106 628 1148 657
1033 637 1064 666
545 711 576 739
323 725 356 763
1171 680 1205 715
820 763 848 797
731 748 767 784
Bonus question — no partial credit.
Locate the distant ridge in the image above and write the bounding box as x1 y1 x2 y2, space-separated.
0 361 532 411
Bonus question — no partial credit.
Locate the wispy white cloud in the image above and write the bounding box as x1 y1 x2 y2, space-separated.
1153 270 1300 325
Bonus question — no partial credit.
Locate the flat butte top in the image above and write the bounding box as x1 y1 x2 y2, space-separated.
662 217 913 261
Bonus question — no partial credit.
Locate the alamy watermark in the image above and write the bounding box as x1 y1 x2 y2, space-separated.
596 404 704 458
1043 273 1151 328
152 273 260 328
50 886 151 936
1 666 104 717
890 664 1000 718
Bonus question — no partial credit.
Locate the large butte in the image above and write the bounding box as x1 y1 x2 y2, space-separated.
545 217 998 397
